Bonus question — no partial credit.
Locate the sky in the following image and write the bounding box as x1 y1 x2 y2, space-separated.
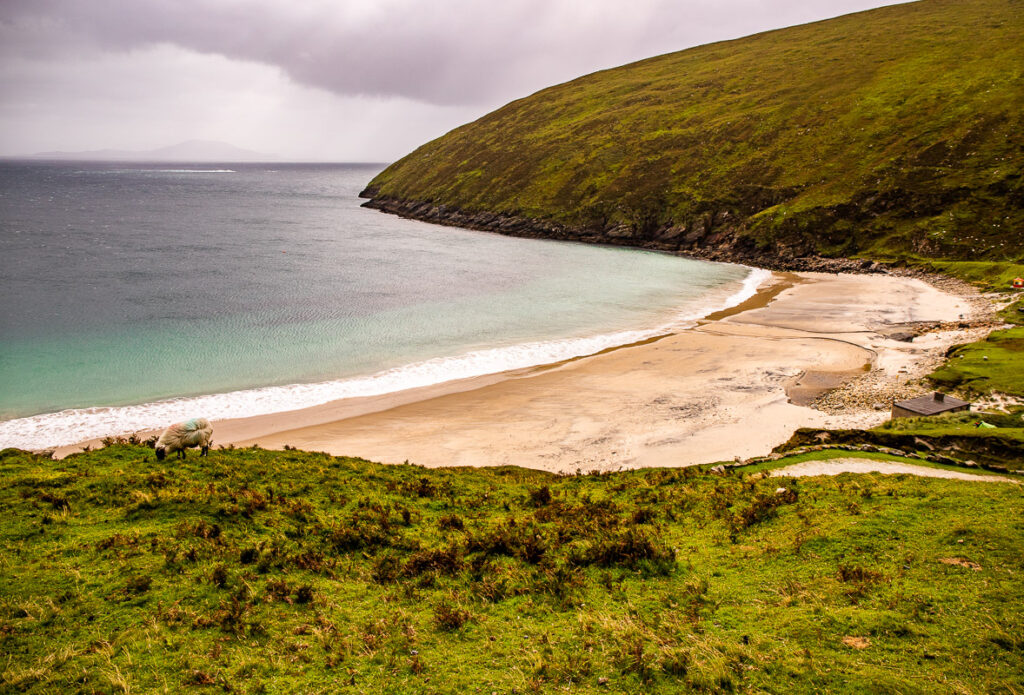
0 0 910 162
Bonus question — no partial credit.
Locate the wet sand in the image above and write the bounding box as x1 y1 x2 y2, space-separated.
199 271 988 473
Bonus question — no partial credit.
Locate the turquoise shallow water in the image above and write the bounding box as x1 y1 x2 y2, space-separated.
0 162 762 448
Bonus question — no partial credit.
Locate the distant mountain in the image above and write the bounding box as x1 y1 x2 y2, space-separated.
362 0 1023 267
30 140 277 162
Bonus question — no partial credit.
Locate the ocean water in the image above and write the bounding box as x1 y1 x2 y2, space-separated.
0 161 766 449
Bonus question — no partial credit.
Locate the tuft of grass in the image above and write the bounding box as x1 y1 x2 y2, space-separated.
432 598 473 632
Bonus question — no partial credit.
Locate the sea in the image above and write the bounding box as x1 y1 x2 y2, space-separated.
0 161 768 450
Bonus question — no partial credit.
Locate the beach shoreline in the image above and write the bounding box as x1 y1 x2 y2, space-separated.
49 270 995 470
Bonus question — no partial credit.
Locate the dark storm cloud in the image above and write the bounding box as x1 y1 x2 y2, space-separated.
0 0 908 106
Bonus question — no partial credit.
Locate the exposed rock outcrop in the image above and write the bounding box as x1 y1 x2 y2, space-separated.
359 191 888 274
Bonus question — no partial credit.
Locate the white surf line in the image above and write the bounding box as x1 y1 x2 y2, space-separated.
770 459 1018 482
0 266 772 451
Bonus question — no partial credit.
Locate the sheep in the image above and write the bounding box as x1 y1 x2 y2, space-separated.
155 418 213 460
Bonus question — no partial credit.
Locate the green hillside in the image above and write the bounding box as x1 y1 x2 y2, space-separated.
3 445 1023 693
363 0 1023 267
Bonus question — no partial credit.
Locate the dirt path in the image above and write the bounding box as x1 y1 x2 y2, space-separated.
771 459 1018 482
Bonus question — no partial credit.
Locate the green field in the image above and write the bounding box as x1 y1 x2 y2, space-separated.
929 327 1024 396
3 445 1023 693
927 276 1024 397
364 0 1024 265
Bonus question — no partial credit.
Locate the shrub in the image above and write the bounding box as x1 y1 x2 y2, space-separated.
39 491 70 511
403 546 463 577
573 527 676 575
465 519 549 564
125 574 152 594
177 519 221 540
433 599 472 631
529 486 553 507
727 486 799 538
837 565 882 583
438 514 465 531
371 554 402 584
631 507 657 524
210 565 229 588
329 509 399 552
403 477 436 498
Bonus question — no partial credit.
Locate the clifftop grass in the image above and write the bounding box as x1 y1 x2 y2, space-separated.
3 445 1023 693
366 0 1023 263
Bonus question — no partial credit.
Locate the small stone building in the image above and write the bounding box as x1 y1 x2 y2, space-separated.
891 391 970 419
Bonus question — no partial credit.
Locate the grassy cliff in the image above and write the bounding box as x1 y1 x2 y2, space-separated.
3 445 1023 693
363 0 1023 267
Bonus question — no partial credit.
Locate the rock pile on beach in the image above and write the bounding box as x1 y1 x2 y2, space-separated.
811 370 928 416
812 315 1001 417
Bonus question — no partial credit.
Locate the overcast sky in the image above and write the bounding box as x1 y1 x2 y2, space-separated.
0 0 909 162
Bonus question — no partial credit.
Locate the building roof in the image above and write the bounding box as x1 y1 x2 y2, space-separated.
894 392 970 415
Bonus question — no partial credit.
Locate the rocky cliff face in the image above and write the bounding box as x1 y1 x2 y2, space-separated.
359 189 886 273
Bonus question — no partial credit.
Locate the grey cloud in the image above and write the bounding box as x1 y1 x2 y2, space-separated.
1 0 908 106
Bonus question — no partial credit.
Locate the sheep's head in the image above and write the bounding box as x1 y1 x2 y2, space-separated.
155 446 166 461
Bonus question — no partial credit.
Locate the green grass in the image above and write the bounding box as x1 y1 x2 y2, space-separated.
365 0 1024 265
906 261 1024 292
3 445 1023 693
929 328 1024 396
918 262 1024 398
1000 301 1024 326
778 419 1024 471
876 410 1024 436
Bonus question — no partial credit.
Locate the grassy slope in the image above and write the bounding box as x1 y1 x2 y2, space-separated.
930 327 1024 396
366 0 1023 263
875 410 1024 441
777 407 1024 472
916 263 1024 292
3 446 1023 694
929 293 1024 397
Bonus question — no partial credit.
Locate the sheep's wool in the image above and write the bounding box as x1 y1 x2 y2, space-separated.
157 418 213 453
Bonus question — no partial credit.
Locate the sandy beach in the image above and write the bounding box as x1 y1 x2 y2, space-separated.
166 270 993 473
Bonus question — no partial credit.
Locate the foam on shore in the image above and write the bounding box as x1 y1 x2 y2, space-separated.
0 267 771 451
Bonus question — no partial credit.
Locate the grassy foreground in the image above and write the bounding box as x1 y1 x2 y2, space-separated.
3 445 1022 693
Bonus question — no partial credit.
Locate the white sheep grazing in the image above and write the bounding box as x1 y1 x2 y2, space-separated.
155 418 213 460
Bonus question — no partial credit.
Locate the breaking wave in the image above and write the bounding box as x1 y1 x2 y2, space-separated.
0 268 770 450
